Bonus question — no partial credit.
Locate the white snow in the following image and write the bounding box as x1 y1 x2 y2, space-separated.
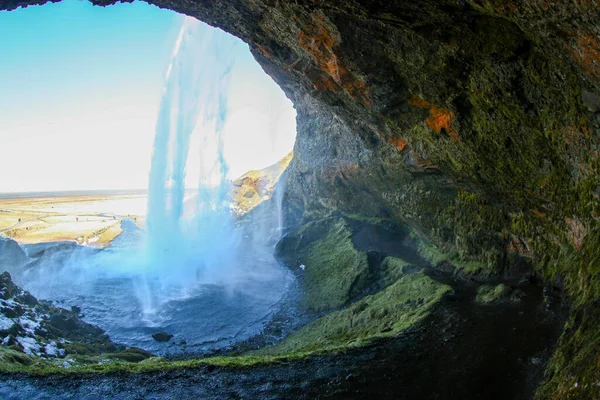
0 314 14 331
44 341 64 357
17 316 41 335
1 297 19 308
16 336 41 356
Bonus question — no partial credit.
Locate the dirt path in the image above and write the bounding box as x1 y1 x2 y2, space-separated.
0 276 566 400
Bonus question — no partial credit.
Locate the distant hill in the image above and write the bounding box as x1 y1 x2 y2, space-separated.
231 152 293 215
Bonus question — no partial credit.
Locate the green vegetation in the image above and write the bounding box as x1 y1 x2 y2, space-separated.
476 284 512 304
536 302 600 400
301 219 368 310
258 272 451 355
416 236 488 275
0 345 315 376
380 256 414 286
278 218 370 311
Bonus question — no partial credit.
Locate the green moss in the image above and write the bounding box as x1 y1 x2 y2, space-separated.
416 237 489 275
0 350 319 376
380 256 413 286
103 348 154 363
416 237 452 266
536 304 600 400
258 272 452 355
284 218 369 311
475 284 512 304
0 346 35 368
339 211 389 225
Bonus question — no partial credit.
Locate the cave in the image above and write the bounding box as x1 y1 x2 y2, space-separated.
0 1 599 399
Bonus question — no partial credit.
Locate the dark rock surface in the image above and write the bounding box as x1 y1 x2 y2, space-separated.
152 332 173 343
0 271 119 360
0 277 566 400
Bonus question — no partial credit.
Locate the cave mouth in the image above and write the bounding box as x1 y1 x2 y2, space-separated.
0 1 298 356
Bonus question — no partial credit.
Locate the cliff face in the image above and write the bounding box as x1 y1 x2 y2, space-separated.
2 0 599 397
231 152 293 215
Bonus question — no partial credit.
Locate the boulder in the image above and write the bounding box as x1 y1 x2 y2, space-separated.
152 332 173 342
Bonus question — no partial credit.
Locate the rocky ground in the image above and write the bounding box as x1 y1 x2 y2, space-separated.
0 271 565 399
0 217 568 399
0 268 156 372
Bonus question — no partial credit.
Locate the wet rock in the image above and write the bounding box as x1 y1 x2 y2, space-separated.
108 347 154 362
152 332 174 342
0 271 119 360
582 91 600 113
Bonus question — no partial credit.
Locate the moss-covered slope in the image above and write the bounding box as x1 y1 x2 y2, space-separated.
259 271 451 355
276 218 370 311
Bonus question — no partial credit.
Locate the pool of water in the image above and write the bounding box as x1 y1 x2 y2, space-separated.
12 219 294 355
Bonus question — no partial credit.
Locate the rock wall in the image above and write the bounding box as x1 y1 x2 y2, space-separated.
1 0 599 397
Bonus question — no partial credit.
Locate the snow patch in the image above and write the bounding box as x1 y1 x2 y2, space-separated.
17 316 41 335
0 314 14 331
44 341 64 357
17 336 41 356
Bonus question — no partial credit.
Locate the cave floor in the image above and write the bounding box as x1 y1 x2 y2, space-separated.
0 271 566 400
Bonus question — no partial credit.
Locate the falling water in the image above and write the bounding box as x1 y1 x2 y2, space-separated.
133 17 240 314
7 17 296 355
147 17 234 243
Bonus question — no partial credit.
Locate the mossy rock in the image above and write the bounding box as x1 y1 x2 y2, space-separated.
0 346 34 367
380 256 420 286
105 347 154 363
475 284 521 304
416 237 491 276
259 272 452 355
277 217 370 311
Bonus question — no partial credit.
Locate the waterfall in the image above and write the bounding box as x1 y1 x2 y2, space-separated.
7 16 296 352
138 16 239 314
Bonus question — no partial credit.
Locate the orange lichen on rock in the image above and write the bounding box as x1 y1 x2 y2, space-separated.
410 152 438 171
323 162 360 184
507 235 533 258
298 13 371 106
256 44 274 59
572 30 600 81
408 94 460 142
532 209 546 217
389 137 408 151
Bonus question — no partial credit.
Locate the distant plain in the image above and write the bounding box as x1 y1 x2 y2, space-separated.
0 192 147 247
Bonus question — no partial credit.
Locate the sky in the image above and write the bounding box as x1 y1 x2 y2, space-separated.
0 0 296 193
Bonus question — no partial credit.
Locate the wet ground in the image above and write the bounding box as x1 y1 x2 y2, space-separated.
0 271 566 399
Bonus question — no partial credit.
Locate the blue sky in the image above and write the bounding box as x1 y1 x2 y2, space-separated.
0 0 295 192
